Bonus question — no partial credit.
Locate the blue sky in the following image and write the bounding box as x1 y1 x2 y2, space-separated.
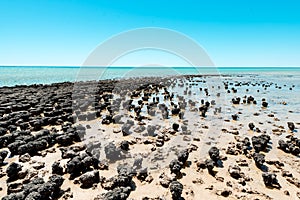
0 0 300 66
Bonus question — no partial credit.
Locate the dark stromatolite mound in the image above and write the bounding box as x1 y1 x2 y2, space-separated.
172 123 179 131
52 161 64 175
60 145 85 159
2 192 26 200
56 131 81 146
120 140 130 151
232 97 241 104
205 159 215 175
287 122 295 131
112 114 122 124
2 175 65 200
247 96 255 104
169 159 183 175
278 136 300 156
102 115 114 125
121 123 132 136
199 105 208 117
0 82 75 135
146 125 157 136
79 170 100 188
0 150 8 165
17 139 48 156
208 147 220 162
248 122 255 130
1 126 82 157
7 182 23 194
66 156 83 178
253 153 265 168
105 142 125 162
66 151 99 179
171 106 180 115
262 101 268 108
251 134 271 152
136 168 149 182
278 140 288 151
100 165 135 199
0 128 7 136
159 172 174 188
177 149 189 164
178 111 184 119
232 114 238 121
0 130 30 149
6 162 23 182
94 186 131 200
262 173 280 188
228 165 242 179
169 181 183 200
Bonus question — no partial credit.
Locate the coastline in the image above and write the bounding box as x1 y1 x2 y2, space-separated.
0 74 300 199
1 66 300 87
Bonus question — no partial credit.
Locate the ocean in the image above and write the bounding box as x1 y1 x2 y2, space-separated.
0 66 300 87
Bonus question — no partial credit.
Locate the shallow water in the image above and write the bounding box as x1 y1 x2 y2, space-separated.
1 66 300 87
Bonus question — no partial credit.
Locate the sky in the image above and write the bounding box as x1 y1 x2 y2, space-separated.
0 0 300 67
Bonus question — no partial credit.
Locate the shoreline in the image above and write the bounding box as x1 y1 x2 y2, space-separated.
1 66 300 88
0 74 300 200
0 74 256 88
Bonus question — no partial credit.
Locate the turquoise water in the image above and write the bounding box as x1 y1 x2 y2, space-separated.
0 66 300 87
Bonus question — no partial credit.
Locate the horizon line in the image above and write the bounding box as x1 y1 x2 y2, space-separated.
1 65 300 68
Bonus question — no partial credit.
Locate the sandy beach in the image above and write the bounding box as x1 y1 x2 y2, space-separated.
0 73 300 200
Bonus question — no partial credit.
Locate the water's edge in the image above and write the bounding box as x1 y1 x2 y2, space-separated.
1 66 300 87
